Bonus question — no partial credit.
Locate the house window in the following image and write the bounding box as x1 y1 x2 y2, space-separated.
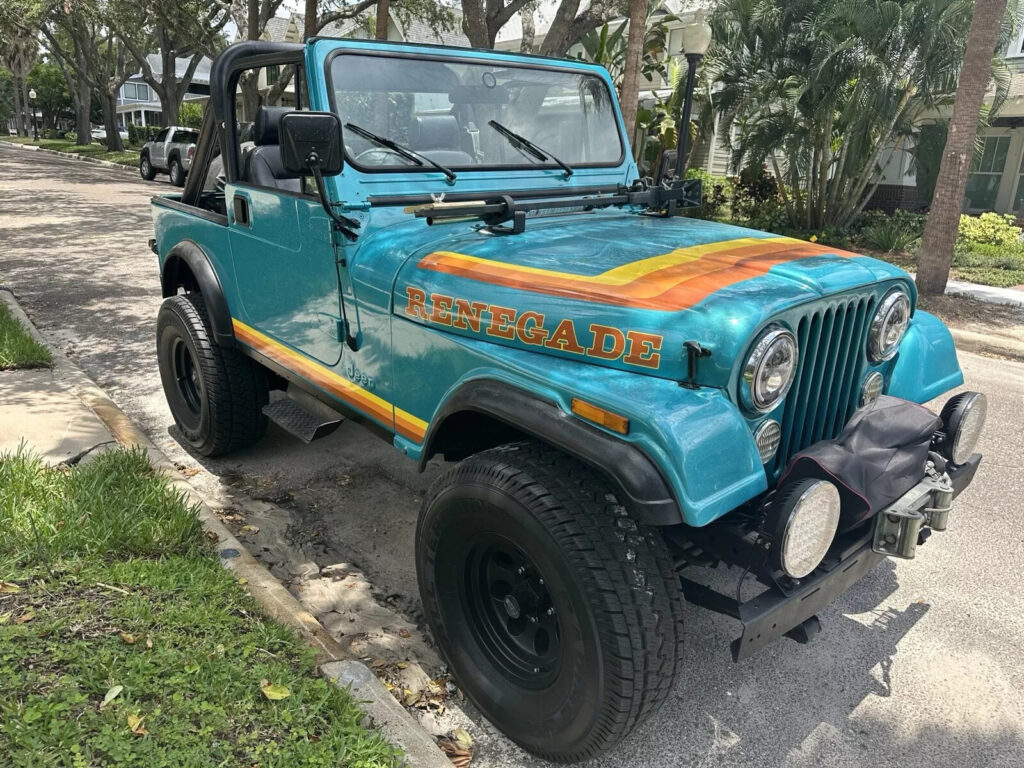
123 82 137 100
267 65 280 86
1012 149 1024 214
964 135 1010 211
136 83 148 101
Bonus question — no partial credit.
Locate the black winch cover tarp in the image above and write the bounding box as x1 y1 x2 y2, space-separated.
780 396 941 531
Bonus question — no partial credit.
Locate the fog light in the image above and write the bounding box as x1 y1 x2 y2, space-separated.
937 391 987 465
754 419 781 464
772 479 841 578
861 371 884 406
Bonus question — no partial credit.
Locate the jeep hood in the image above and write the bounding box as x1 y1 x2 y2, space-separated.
391 211 910 386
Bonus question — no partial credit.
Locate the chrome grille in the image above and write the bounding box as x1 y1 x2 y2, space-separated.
772 294 876 472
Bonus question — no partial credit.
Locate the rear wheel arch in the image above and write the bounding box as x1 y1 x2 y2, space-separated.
160 241 235 348
419 379 683 526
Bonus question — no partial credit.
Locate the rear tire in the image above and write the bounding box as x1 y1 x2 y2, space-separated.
139 153 156 181
156 293 267 456
416 441 684 762
169 157 185 187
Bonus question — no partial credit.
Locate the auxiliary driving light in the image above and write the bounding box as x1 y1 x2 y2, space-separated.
936 391 987 465
754 419 781 464
771 478 841 579
861 371 884 406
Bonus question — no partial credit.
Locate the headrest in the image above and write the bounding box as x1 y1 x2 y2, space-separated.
411 115 461 150
253 106 293 146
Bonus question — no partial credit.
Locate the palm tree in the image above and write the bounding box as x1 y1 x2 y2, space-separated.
619 0 650 153
917 0 1010 295
707 0 987 230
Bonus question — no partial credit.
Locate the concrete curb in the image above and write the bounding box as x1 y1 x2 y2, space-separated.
0 139 136 174
948 327 1024 362
0 287 451 768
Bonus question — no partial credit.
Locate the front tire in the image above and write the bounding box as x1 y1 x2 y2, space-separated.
416 441 684 762
168 157 185 186
139 153 156 181
156 293 267 456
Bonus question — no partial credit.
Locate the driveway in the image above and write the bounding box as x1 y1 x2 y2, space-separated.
2 143 1023 768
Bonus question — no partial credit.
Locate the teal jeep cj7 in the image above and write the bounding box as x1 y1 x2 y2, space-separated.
150 39 986 761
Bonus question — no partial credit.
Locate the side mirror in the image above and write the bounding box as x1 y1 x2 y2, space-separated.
280 112 344 176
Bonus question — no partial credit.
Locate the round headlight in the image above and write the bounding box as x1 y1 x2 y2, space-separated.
938 391 987 465
861 371 884 406
772 479 841 579
742 327 798 413
754 419 781 464
868 289 911 362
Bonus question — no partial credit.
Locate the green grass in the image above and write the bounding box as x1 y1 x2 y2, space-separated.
1 136 139 167
0 302 53 370
0 448 401 768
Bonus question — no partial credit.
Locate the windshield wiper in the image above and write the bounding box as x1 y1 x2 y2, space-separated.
345 122 456 183
488 120 573 179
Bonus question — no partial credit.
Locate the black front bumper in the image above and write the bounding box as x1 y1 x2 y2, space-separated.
680 453 981 661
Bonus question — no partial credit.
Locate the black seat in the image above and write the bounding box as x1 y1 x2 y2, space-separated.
410 115 474 166
243 106 302 193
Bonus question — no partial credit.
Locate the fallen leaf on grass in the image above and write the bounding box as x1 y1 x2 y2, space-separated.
0 581 21 594
126 713 147 735
14 611 34 625
260 680 291 701
119 632 138 644
101 685 123 709
0 612 11 626
145 636 153 649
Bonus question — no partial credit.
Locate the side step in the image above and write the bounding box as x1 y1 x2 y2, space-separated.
263 397 342 443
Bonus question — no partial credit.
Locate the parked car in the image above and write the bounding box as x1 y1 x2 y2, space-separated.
149 40 985 762
140 126 198 186
90 126 129 142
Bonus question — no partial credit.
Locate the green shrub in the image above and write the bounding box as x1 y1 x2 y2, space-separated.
856 210 926 253
953 241 1024 269
684 168 734 219
957 212 1021 246
64 131 76 143
733 163 779 221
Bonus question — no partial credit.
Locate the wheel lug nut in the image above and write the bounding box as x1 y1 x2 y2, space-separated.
533 667 540 673
528 614 538 623
517 566 527 575
546 607 555 616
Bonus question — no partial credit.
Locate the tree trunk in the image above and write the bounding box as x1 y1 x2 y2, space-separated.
618 0 647 158
520 1 537 52
461 0 491 48
100 90 124 151
74 76 91 143
21 76 32 138
375 0 390 39
917 0 1008 295
11 76 24 136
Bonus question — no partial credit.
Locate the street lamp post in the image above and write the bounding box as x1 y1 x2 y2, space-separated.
672 14 713 182
28 88 38 141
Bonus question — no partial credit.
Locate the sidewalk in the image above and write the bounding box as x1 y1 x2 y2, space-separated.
945 278 1024 307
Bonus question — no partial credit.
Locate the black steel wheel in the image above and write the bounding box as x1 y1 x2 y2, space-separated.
169 157 185 187
139 153 156 181
156 293 267 456
417 441 684 762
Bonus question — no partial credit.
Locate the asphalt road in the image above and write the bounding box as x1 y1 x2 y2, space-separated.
2 143 1023 768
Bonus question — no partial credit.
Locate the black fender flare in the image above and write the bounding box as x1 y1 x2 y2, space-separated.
160 240 234 348
419 379 683 526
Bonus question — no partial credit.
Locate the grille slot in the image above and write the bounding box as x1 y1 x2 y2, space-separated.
772 295 875 473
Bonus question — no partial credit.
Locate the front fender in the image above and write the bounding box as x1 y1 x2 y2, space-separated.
888 310 963 403
416 338 767 528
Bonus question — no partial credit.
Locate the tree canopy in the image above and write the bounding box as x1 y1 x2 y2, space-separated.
707 0 1014 229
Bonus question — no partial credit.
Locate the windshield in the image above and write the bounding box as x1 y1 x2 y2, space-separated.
328 53 624 173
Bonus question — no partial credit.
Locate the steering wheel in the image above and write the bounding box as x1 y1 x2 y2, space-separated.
353 147 417 166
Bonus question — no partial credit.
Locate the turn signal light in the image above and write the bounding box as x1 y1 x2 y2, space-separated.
570 398 629 435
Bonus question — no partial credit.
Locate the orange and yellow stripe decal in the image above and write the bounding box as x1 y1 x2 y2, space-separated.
419 236 857 311
232 319 428 442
